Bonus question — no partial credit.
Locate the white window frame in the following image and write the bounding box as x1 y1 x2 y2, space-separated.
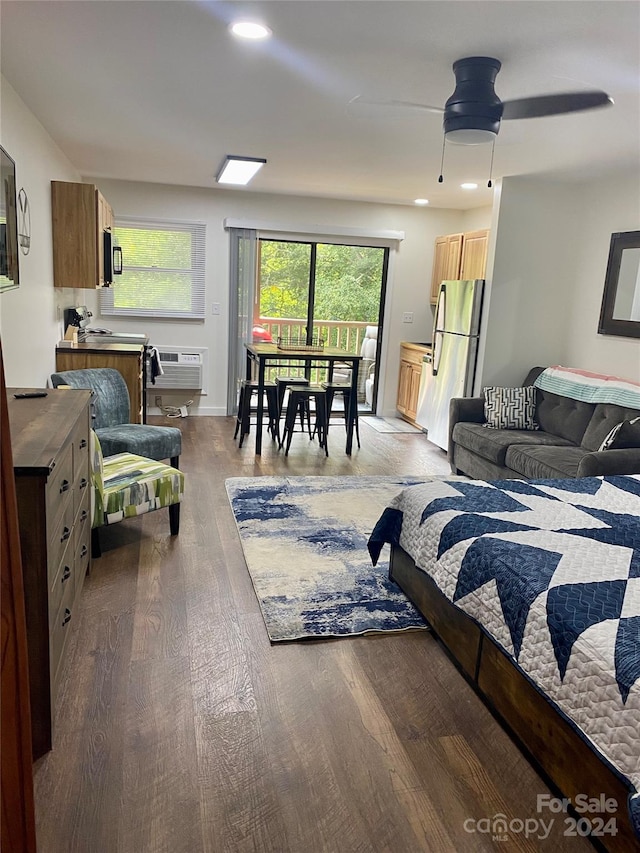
100 216 206 319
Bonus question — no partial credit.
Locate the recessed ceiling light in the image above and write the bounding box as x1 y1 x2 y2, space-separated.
216 156 267 186
414 198 429 205
461 182 478 190
229 21 272 40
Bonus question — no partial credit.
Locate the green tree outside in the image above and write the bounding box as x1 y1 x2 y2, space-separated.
259 240 384 324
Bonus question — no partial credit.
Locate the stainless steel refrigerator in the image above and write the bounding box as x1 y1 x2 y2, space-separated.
415 279 484 450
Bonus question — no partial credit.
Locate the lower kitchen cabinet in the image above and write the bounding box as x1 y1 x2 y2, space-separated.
8 388 92 758
397 342 429 424
56 340 146 423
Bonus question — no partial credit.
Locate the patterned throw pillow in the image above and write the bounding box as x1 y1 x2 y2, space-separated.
598 416 640 451
483 386 539 430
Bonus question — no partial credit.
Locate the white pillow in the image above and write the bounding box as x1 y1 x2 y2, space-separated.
483 386 539 431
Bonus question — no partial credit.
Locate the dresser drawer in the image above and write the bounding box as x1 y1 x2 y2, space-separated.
49 544 75 629
46 440 73 531
47 493 75 585
74 491 92 595
71 416 89 481
74 464 91 518
50 563 77 691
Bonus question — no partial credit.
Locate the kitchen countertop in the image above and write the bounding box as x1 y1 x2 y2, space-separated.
56 340 145 354
401 341 432 352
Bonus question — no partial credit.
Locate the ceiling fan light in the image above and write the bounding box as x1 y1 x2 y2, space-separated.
445 128 497 145
229 21 272 40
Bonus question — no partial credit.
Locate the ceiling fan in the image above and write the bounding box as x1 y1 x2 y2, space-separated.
350 56 614 146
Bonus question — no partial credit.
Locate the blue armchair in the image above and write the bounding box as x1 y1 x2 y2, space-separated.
50 367 182 467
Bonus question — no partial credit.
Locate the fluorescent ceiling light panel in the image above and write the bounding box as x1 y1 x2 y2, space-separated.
460 182 478 190
414 198 429 205
216 156 267 185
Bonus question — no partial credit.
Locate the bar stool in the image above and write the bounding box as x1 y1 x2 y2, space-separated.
275 376 310 417
321 381 361 449
281 384 329 456
234 379 280 448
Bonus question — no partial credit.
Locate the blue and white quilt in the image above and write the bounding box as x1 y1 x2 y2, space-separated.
368 475 640 832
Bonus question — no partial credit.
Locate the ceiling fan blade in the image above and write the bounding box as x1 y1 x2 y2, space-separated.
348 95 443 115
502 90 613 120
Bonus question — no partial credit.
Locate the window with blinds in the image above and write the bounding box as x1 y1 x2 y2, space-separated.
100 217 206 319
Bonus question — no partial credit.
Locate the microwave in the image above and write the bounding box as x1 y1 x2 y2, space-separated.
103 229 123 286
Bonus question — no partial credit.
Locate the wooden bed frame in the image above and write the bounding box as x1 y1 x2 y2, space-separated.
390 544 639 853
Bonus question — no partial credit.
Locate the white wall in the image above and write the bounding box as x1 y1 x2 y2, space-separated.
477 173 640 389
0 77 84 385
563 172 640 378
461 205 493 232
82 178 465 415
479 177 581 387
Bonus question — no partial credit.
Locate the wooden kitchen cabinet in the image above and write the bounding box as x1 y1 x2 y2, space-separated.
430 233 463 303
8 388 92 758
56 341 146 424
397 342 430 424
430 229 489 303
460 229 489 280
51 181 114 289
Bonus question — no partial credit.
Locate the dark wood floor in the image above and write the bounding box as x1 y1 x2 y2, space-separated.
33 416 591 852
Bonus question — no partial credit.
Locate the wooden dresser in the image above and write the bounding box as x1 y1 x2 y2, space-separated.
55 340 147 423
8 388 92 758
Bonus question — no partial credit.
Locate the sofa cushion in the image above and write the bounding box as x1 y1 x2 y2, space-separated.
484 385 538 430
581 403 640 451
534 388 595 445
452 422 574 467
505 444 589 479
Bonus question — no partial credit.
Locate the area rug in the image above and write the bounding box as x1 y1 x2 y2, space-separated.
364 417 422 433
225 475 430 641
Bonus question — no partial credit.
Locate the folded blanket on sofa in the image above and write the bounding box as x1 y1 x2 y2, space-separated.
534 366 640 409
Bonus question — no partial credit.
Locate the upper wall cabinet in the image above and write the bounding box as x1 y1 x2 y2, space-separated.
430 229 489 303
51 181 115 289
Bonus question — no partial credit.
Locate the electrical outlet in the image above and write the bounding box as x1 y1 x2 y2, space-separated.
402 312 414 323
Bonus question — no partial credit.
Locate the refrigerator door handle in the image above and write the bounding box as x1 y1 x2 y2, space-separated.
432 331 442 376
431 283 446 377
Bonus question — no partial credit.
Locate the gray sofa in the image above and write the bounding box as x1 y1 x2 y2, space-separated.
449 367 640 480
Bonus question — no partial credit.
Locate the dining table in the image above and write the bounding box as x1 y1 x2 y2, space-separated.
244 342 362 455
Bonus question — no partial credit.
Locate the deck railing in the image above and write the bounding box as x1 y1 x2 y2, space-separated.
258 318 370 352
256 317 371 384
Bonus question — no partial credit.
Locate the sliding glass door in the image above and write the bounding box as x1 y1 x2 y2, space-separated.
256 239 388 410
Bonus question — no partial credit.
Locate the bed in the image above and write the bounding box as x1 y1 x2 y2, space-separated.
368 474 640 852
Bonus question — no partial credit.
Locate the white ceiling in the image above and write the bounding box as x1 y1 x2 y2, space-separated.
1 1 639 209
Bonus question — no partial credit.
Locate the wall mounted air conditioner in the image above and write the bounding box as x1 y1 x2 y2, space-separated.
153 350 203 390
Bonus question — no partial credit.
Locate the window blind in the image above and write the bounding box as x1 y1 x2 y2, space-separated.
100 216 206 319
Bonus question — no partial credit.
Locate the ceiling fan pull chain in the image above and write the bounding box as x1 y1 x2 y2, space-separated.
487 138 496 188
438 136 446 183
